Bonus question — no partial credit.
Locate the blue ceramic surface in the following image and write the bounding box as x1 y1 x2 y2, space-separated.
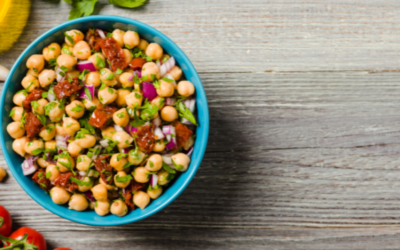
0 16 209 226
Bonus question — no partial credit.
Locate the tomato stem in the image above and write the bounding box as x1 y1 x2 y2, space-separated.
0 217 4 230
0 233 38 250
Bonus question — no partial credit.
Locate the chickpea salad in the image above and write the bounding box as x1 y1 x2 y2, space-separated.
7 28 197 217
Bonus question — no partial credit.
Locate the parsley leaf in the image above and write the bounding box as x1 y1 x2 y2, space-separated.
162 161 176 174
108 0 146 8
96 55 105 68
64 32 75 46
65 0 99 20
139 100 158 121
70 176 93 186
115 174 132 183
176 100 198 126
171 158 184 171
9 109 15 117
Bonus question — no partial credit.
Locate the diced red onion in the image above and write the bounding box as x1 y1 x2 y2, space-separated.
91 145 102 160
165 97 176 106
22 156 38 176
79 85 95 101
152 116 162 127
47 87 55 102
162 125 175 135
55 67 66 82
187 147 194 158
119 147 131 154
45 152 57 164
79 171 87 176
99 139 110 148
114 124 124 132
156 60 161 68
56 135 68 151
166 134 171 142
181 118 194 126
124 124 138 134
83 191 95 202
96 29 106 39
142 82 157 101
160 57 175 77
76 61 96 72
154 127 164 140
165 139 176 151
150 174 158 188
183 99 196 113
163 73 176 87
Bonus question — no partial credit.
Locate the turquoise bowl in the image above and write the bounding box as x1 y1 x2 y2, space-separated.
0 16 209 226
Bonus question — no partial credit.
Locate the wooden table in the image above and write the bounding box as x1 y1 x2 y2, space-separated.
2 0 400 249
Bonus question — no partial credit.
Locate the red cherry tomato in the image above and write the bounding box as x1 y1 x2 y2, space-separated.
0 205 12 236
8 227 47 250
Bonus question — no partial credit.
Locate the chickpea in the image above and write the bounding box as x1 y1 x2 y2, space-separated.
82 96 99 111
123 31 140 49
32 98 48 115
61 45 74 56
116 89 130 107
110 200 128 217
112 131 133 149
76 155 92 172
128 149 146 165
73 41 91 60
133 191 150 209
46 165 60 182
77 177 94 192
88 53 105 70
160 106 178 122
112 29 125 47
125 91 143 109
157 170 171 186
67 141 82 157
160 54 170 63
26 55 45 73
145 154 163 171
145 43 163 60
45 140 57 151
151 96 165 110
84 71 101 87
47 101 65 122
177 81 195 97
36 158 48 168
110 153 128 172
66 100 85 119
63 117 80 136
39 124 56 141
99 178 116 191
7 122 25 139
153 140 165 152
12 136 28 157
56 155 75 173
156 80 175 97
26 68 39 78
66 70 80 80
21 75 39 92
57 54 77 71
0 167 6 182
133 167 150 183
68 193 89 211
13 91 27 107
102 126 116 139
171 153 190 172
122 49 133 65
113 108 129 127
168 66 183 81
94 200 111 216
38 69 56 88
43 43 61 61
137 39 149 50
50 187 71 204
91 184 108 201
10 107 24 122
75 134 96 149
55 122 67 136
114 171 131 188
119 72 134 88
65 29 84 46
98 87 117 105
147 186 163 199
99 68 117 86
141 62 160 81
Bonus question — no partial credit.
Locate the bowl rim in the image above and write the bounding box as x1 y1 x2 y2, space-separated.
0 15 209 226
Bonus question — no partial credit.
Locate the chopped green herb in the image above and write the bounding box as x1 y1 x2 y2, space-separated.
162 77 174 83
62 46 72 55
9 109 15 117
46 171 52 179
115 174 132 183
171 158 184 171
31 148 44 156
116 112 125 118
176 100 198 126
70 177 93 186
96 55 105 67
108 88 114 94
64 32 75 46
71 104 84 113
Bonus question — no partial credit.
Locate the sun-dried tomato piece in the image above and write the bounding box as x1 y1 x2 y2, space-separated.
23 89 44 112
99 37 127 71
88 105 118 129
54 172 78 193
174 122 193 150
134 124 155 152
32 169 52 192
128 57 147 70
25 112 43 140
53 77 82 99
85 29 104 51
123 180 146 210
93 155 113 185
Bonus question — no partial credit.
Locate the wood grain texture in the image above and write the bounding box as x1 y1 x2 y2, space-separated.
2 0 400 249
